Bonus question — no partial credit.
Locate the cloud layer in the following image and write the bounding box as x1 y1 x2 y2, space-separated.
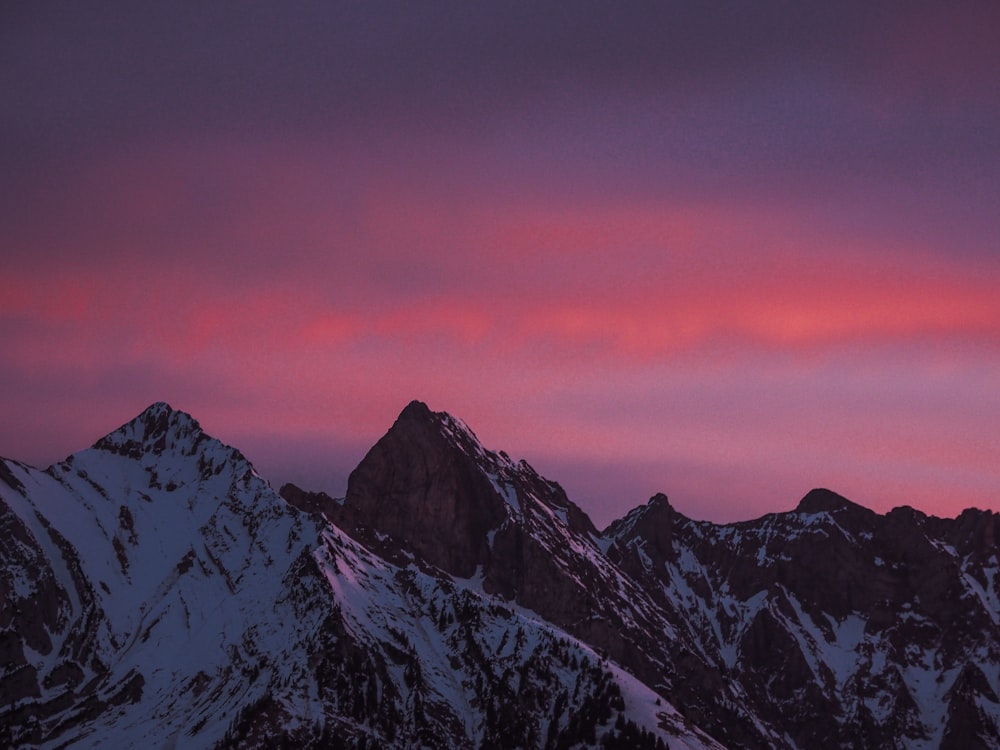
3 2 999 525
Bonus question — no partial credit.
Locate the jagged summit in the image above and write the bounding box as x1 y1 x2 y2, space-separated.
648 491 672 507
88 402 250 469
393 399 462 435
92 402 200 455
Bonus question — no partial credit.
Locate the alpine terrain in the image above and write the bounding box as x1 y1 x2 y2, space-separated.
1 401 998 749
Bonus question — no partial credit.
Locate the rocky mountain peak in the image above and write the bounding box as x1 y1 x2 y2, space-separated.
398 398 432 419
336 401 600 585
89 402 249 468
794 487 859 514
92 402 199 455
337 402 509 576
605 492 681 538
394 399 499 468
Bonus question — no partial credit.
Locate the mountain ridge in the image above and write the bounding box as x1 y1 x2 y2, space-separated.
2 400 999 749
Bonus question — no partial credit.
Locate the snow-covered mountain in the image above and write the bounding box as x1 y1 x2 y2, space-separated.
2 401 999 748
607 489 1000 749
1 403 715 749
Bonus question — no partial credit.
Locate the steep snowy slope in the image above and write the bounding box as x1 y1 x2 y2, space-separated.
0 404 328 748
1 403 718 750
216 521 723 749
286 401 786 748
607 489 1000 749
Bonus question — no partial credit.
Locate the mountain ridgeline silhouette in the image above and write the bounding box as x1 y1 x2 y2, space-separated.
2 401 999 749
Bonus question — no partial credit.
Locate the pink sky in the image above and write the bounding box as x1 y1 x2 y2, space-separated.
2 2 999 527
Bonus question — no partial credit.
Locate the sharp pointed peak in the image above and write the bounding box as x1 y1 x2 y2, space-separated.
110 401 198 435
395 399 465 429
390 399 489 457
392 400 454 434
398 399 434 421
90 402 222 462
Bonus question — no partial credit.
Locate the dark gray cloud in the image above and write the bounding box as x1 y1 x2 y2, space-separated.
5 1 998 222
5 2 996 149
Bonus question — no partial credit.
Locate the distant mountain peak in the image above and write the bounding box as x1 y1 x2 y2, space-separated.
604 492 677 537
794 487 858 515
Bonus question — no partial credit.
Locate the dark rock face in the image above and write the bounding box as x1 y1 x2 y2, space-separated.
794 486 868 514
336 400 509 577
279 483 340 519
338 406 632 631
0 458 25 494
331 406 778 747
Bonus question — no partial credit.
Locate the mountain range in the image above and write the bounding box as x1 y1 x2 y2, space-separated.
2 401 998 749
